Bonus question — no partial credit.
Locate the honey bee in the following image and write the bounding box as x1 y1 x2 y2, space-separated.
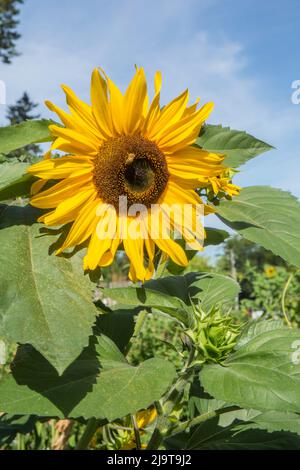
125 153 136 165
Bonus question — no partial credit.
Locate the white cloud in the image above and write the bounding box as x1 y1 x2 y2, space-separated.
0 0 299 196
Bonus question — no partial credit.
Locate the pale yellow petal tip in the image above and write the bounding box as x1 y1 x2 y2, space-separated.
206 101 214 114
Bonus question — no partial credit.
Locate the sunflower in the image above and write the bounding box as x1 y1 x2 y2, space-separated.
264 265 277 278
28 67 234 282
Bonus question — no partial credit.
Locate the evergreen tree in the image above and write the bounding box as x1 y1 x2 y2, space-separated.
0 0 23 64
6 91 39 124
6 91 41 160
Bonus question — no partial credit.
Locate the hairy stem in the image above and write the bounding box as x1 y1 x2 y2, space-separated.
170 405 241 435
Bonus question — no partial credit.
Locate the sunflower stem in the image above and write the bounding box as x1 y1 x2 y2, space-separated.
75 418 100 450
170 405 241 436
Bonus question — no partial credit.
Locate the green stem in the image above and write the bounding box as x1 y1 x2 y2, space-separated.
131 414 141 450
170 405 240 435
146 401 166 450
75 418 100 450
154 251 168 279
281 271 298 328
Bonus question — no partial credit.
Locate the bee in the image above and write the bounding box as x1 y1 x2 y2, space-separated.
125 153 136 165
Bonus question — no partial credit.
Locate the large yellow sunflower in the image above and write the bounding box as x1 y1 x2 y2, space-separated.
28 67 235 282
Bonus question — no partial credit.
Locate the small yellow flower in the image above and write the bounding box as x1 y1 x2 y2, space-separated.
264 265 277 278
28 67 237 281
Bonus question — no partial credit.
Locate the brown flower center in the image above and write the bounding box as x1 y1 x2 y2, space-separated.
93 135 169 209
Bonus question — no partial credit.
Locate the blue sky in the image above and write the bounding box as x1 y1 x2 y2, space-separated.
0 0 299 257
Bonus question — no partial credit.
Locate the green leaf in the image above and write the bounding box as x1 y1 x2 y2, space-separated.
186 272 239 311
103 284 193 326
216 186 300 268
204 227 229 246
0 120 55 155
0 335 176 420
200 324 300 413
236 319 284 350
103 273 239 326
188 376 226 419
0 205 98 375
239 411 300 436
94 308 137 353
166 418 300 450
196 124 273 168
0 162 35 201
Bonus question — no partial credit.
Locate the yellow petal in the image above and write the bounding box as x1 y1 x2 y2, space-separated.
30 174 93 209
61 84 101 135
154 71 162 95
85 205 117 269
90 68 114 138
30 179 47 196
147 89 189 141
123 67 147 134
50 137 97 157
49 125 99 153
166 147 223 187
154 236 188 266
57 198 101 253
101 70 124 135
27 156 93 180
43 189 96 226
156 103 214 153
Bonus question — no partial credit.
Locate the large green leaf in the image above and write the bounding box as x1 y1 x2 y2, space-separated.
0 162 35 201
103 273 239 326
0 335 176 420
0 205 98 375
186 272 239 311
216 186 300 268
238 411 300 436
0 120 55 155
200 323 300 413
196 124 273 167
94 308 137 353
166 417 300 450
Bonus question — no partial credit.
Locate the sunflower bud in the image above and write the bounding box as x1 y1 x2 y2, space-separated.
186 305 241 364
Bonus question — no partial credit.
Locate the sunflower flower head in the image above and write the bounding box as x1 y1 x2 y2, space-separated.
28 67 239 282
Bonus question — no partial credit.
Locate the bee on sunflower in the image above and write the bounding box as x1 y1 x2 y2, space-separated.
28 67 239 282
